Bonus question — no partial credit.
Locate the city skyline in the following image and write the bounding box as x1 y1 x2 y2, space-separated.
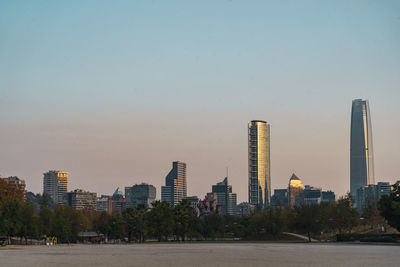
1 1 400 202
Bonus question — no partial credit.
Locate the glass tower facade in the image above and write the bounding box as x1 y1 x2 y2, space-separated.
248 120 271 210
350 99 375 200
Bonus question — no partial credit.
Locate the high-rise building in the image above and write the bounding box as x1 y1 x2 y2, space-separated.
211 177 237 216
63 189 97 210
161 161 187 207
125 183 156 208
43 170 68 205
1 176 26 200
248 120 271 210
350 99 375 200
288 173 304 208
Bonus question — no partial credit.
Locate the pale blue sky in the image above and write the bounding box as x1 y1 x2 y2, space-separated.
1 1 399 201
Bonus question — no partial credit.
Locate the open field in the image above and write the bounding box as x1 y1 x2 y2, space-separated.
1 242 398 267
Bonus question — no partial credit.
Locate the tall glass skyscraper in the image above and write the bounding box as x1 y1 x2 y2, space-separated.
350 99 375 200
248 120 271 210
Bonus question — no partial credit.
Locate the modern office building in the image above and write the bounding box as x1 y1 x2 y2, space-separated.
321 191 336 202
125 183 156 208
1 176 26 200
43 170 68 205
288 173 304 208
161 161 187 207
248 120 271 210
63 189 97 210
211 177 237 216
271 189 288 208
303 185 322 206
350 99 375 201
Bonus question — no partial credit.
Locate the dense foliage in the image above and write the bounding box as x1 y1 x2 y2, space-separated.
379 181 400 231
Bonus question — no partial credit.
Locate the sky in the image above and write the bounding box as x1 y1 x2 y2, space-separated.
0 1 399 202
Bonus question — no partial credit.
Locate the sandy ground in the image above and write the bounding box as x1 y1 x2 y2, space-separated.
1 242 398 267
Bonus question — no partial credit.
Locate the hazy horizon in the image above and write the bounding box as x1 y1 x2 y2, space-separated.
1 1 399 202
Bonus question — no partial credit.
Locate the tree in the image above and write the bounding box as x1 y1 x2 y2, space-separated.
202 214 224 239
92 211 111 239
39 207 54 237
379 181 400 231
173 199 196 241
323 194 359 234
51 206 86 243
0 198 23 243
107 212 125 241
123 204 147 243
290 205 322 242
18 204 38 244
363 200 385 231
147 201 173 241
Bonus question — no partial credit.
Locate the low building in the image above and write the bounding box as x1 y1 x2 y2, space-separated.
185 196 200 216
111 188 127 213
356 182 392 213
356 185 377 213
271 189 288 208
376 182 391 200
64 189 97 210
198 193 222 218
125 183 156 208
321 191 336 202
303 185 322 206
96 195 112 213
1 176 26 200
237 202 255 216
288 173 304 208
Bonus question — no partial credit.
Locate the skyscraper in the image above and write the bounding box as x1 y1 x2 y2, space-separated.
43 170 68 205
161 161 187 207
211 177 238 216
350 99 375 200
248 120 271 210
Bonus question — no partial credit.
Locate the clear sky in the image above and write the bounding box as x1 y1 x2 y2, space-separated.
1 1 399 202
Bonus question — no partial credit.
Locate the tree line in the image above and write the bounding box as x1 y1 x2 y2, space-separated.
1 179 400 244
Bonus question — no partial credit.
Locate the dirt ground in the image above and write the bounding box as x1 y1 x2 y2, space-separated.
1 242 398 267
